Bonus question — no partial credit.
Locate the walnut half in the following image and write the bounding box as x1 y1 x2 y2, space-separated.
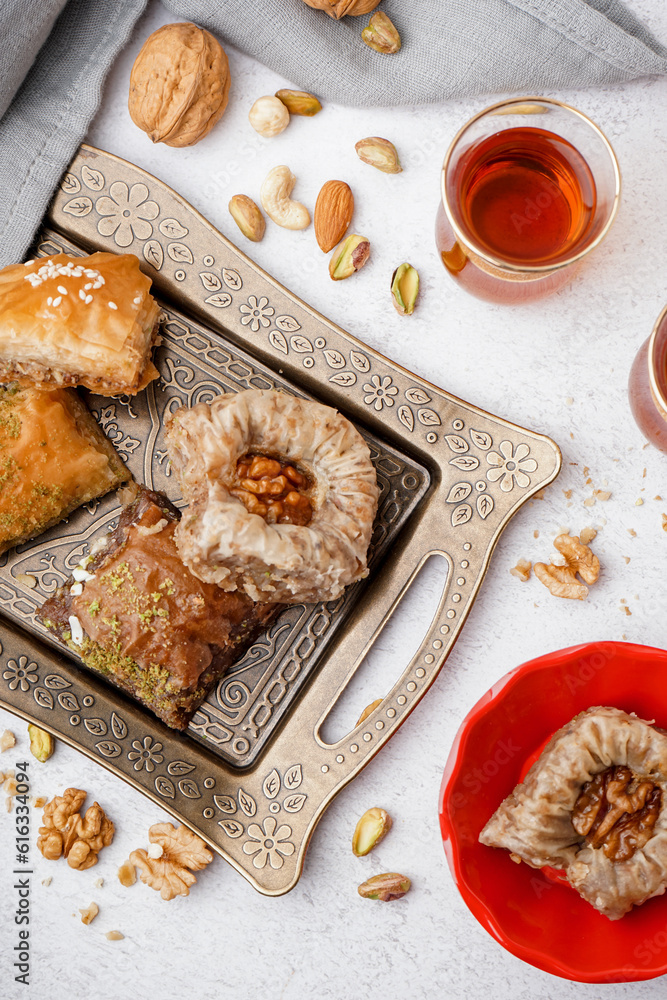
534 533 600 600
572 765 661 862
130 822 213 901
37 789 114 869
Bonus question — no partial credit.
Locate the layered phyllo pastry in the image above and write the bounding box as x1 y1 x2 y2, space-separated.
0 252 160 395
0 384 129 553
38 487 277 730
165 389 379 605
480 707 667 920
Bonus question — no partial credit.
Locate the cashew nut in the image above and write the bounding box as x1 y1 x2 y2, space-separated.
248 95 290 138
260 166 310 230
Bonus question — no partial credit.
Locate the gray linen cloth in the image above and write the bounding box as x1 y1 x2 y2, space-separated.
0 0 665 267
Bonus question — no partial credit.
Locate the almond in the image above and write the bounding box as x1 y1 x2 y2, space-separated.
314 180 354 253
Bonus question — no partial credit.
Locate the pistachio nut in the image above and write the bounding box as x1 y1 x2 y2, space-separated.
361 12 401 54
228 194 266 242
355 136 402 174
358 872 411 901
352 806 392 856
275 89 322 117
356 698 383 726
391 263 419 315
329 234 370 280
28 724 54 763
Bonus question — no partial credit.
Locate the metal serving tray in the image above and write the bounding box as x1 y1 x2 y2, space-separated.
0 146 560 895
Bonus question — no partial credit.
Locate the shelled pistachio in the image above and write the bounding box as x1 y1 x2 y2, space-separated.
355 136 402 174
352 806 392 856
391 263 419 315
228 195 266 242
361 12 401 53
358 872 411 901
275 89 322 116
28 724 54 763
329 234 370 280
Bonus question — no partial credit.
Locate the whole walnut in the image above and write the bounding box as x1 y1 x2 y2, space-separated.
301 0 381 17
129 22 231 147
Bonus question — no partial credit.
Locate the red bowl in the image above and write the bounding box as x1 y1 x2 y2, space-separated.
439 641 667 984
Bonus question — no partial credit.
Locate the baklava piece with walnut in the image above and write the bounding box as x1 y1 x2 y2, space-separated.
165 389 379 605
480 706 667 919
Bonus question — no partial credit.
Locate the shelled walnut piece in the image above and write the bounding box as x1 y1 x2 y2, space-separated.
510 558 531 582
117 859 137 887
230 454 313 526
37 788 114 870
130 822 213 900
3 772 17 812
572 765 661 862
0 729 15 752
79 902 99 925
534 533 600 600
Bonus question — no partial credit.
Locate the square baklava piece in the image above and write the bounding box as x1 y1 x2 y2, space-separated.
0 252 160 395
39 487 277 730
0 385 129 553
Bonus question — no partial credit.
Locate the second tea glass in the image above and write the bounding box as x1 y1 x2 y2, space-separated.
629 305 667 453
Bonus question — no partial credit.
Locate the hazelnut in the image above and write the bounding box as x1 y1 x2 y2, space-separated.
248 96 290 137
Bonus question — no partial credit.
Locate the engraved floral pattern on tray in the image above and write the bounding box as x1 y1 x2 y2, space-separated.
0 231 429 768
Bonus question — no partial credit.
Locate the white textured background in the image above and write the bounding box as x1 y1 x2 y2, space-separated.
2 1 667 997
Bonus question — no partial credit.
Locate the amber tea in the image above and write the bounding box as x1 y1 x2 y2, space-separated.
436 99 620 303
456 127 596 266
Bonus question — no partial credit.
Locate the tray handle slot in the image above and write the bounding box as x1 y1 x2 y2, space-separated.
317 553 451 746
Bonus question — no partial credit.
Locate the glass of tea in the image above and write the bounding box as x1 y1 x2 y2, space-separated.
435 97 621 304
629 305 667 453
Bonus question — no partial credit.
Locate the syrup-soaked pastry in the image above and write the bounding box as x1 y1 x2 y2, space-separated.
38 487 278 730
0 252 160 395
479 706 667 920
165 389 380 605
0 384 129 553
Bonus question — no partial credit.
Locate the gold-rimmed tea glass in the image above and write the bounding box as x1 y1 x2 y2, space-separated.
435 97 621 304
629 305 667 453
